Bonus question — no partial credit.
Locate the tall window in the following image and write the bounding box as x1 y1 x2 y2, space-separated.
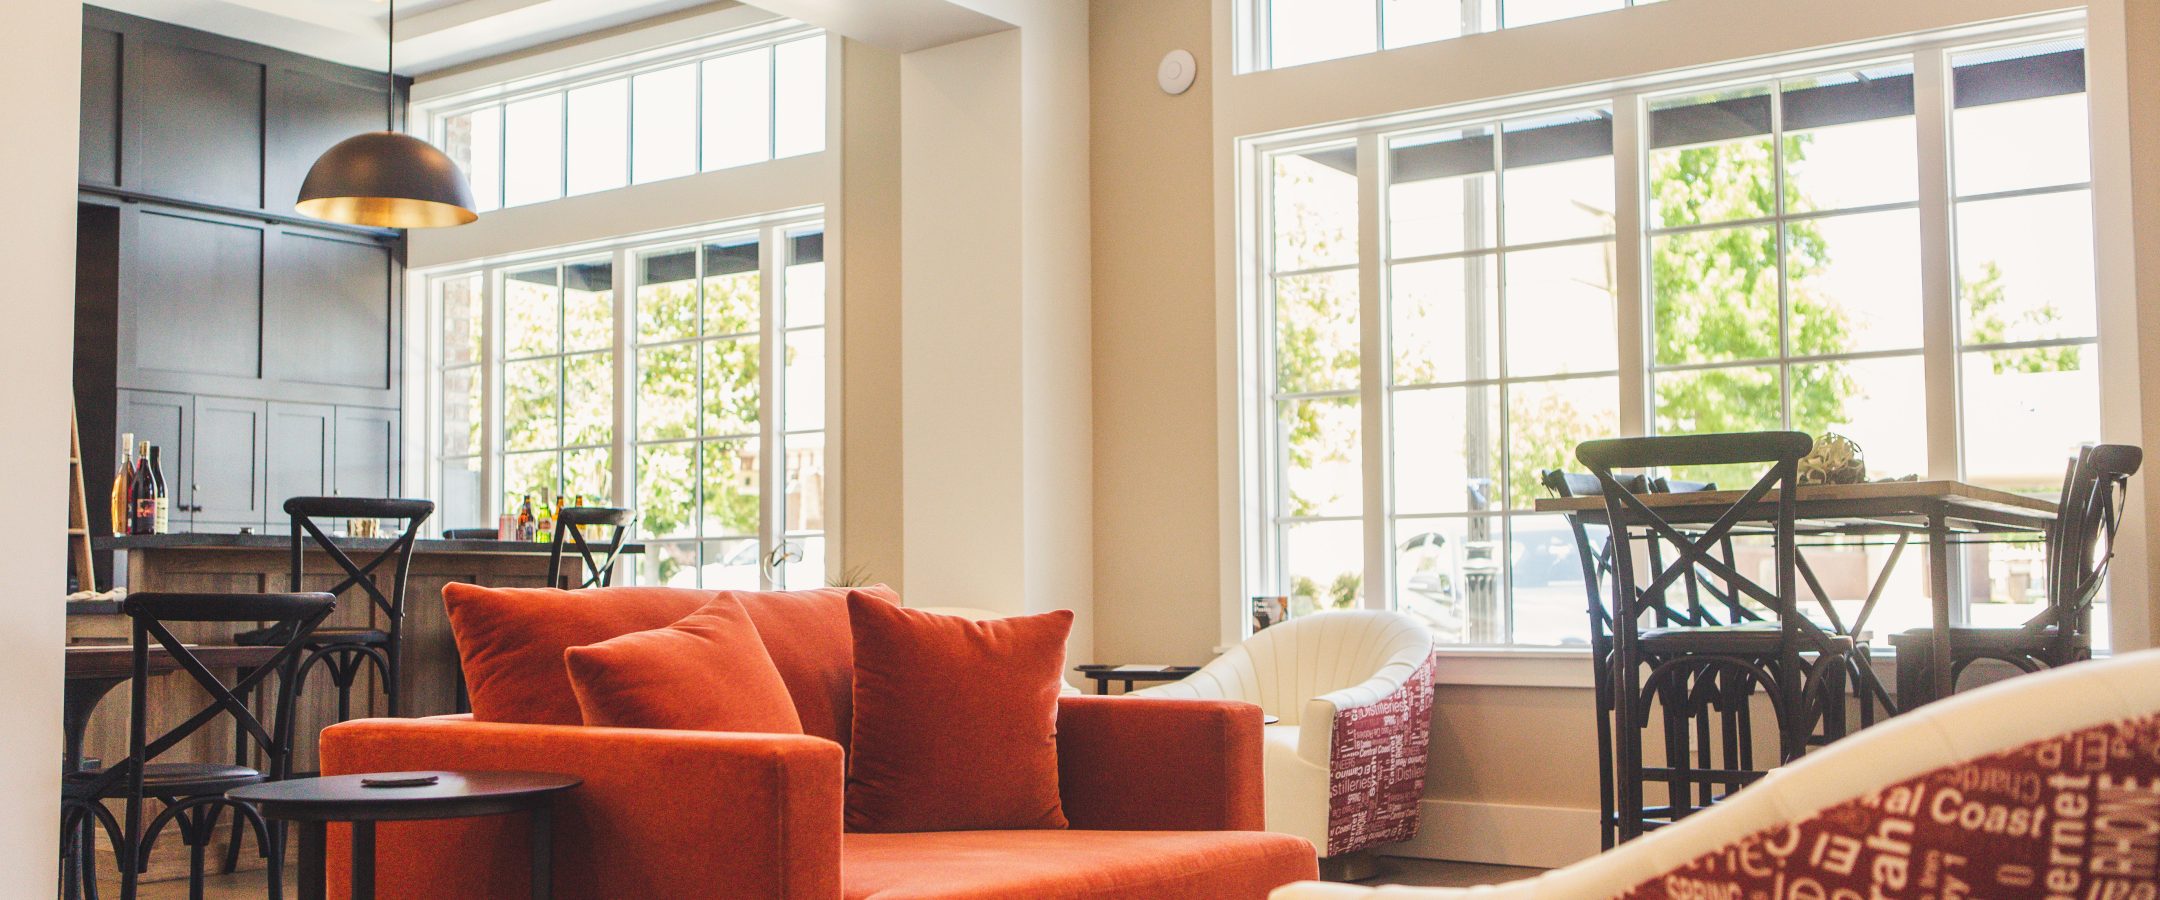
431 28 827 212
1646 64 1925 487
427 214 830 590
1253 0 1664 72
1246 29 2102 647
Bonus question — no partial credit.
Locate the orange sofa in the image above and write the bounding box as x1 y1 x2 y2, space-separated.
318 587 1318 899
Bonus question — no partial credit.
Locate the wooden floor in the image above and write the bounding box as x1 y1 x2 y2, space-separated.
118 856 1545 897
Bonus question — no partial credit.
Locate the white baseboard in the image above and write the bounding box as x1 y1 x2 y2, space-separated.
1378 799 1601 870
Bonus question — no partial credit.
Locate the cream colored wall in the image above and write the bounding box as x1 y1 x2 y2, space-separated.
896 7 1098 660
834 38 907 589
1088 0 1223 662
899 30 1030 612
4 0 79 878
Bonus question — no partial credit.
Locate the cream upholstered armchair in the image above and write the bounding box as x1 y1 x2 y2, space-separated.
1134 610 1436 863
1270 647 2160 899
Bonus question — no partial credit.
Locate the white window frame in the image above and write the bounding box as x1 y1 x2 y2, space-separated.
420 207 835 589
1237 15 2103 649
1240 0 1665 75
414 21 826 212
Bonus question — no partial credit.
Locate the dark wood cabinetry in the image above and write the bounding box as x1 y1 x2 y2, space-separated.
78 7 411 543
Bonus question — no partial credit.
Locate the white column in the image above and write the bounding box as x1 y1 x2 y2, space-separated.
0 0 81 882
899 4 1094 659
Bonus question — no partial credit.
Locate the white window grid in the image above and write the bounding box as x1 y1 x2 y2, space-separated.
424 210 830 590
1242 0 1664 74
1240 21 2099 646
424 24 826 212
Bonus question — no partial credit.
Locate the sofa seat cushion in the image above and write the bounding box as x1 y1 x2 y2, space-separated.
841 829 1317 900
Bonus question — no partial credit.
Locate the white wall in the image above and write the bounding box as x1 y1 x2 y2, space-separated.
3 0 81 884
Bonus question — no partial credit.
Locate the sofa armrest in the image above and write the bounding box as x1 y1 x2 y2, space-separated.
1054 695 1267 831
319 716 843 899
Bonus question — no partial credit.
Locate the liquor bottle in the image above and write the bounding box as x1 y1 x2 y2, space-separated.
109 433 135 537
148 444 170 534
130 441 156 536
516 495 536 542
536 494 555 544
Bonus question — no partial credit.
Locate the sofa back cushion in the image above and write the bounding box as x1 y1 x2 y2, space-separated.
564 594 805 734
444 583 711 725
729 584 900 751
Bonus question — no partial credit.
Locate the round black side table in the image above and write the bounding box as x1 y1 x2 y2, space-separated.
228 771 580 900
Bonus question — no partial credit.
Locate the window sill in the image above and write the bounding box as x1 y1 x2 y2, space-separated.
1430 645 1918 690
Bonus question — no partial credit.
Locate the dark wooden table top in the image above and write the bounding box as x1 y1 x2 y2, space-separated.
64 643 282 680
229 771 581 822
1531 478 2056 535
96 532 644 556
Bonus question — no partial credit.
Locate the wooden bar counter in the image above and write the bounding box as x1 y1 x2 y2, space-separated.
71 533 641 774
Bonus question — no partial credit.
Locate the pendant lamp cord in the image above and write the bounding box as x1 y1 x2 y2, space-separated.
385 0 396 131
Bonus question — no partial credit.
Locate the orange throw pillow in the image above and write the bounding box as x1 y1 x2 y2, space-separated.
442 583 710 725
564 596 804 734
844 593 1074 832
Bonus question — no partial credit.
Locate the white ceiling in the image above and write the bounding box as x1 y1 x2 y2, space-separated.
92 0 744 74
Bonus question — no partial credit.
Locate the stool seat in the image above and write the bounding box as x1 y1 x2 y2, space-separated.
306 627 391 647
232 623 389 648
1889 625 2077 652
67 763 265 798
1640 623 1859 654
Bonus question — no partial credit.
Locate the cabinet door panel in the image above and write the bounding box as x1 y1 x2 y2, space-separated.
265 231 391 389
81 27 121 187
334 407 399 499
268 402 333 515
118 390 192 527
129 209 263 380
124 39 263 208
266 68 388 211
192 397 268 526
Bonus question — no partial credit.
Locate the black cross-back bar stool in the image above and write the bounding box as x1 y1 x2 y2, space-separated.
546 506 639 589
1545 469 1760 850
1890 444 2141 706
273 497 436 722
1578 431 1856 843
62 591 334 900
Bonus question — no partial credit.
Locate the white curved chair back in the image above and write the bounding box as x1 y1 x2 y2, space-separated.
1136 610 1432 724
1270 647 2160 899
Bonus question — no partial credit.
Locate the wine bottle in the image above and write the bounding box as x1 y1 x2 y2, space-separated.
110 433 135 537
536 495 555 544
130 441 156 536
517 495 536 542
148 444 170 534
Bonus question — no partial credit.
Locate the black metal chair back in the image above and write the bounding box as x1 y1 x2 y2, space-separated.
1577 432 1815 647
285 496 434 718
2034 444 2141 657
83 592 333 899
547 506 639 588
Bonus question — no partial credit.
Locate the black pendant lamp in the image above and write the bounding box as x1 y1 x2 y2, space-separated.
296 0 477 228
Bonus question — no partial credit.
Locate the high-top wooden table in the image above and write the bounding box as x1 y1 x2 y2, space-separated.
1535 479 2057 703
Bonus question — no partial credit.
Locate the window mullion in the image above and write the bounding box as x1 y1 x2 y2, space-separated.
1612 92 1651 438
1913 46 1962 483
611 247 635 513
1355 132 1389 612
481 271 503 526
759 227 783 588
